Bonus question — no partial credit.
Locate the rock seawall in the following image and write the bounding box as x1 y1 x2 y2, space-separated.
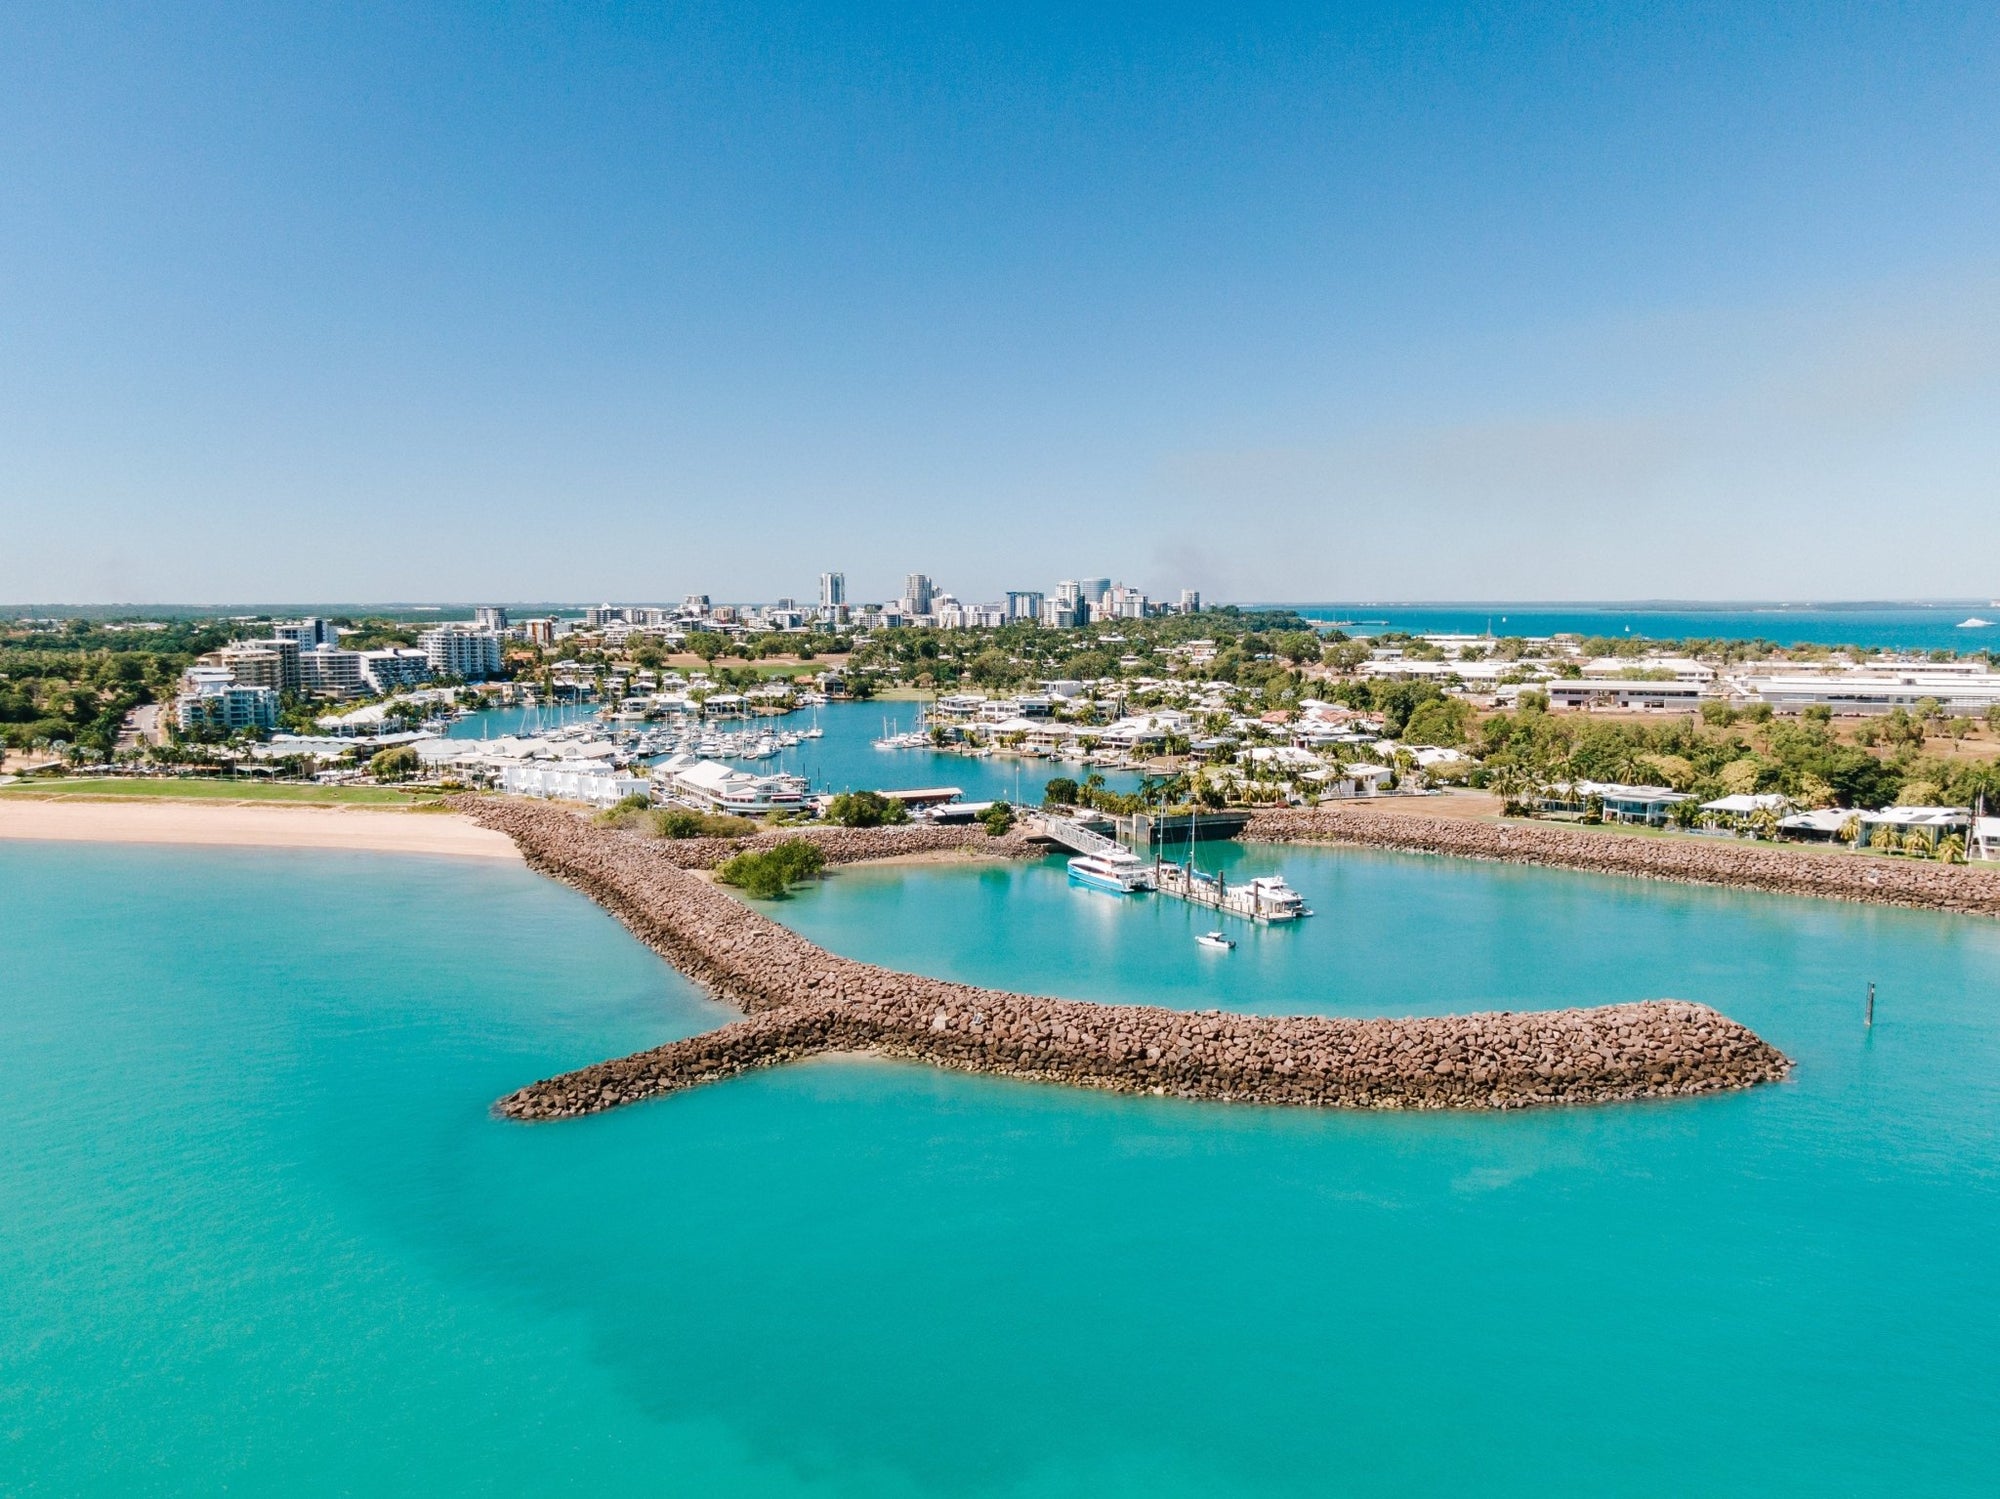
631 821 1043 871
464 800 1790 1120
1246 804 2000 916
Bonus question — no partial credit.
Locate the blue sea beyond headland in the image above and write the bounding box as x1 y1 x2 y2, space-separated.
1271 602 1998 653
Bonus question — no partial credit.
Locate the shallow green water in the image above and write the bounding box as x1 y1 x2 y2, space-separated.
4 841 1996 1494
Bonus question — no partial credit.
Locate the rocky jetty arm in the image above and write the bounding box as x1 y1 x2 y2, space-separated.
1246 804 2000 916
466 800 1790 1120
624 820 1044 872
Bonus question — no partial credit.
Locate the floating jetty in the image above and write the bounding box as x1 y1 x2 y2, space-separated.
1153 860 1309 922
1028 812 1309 921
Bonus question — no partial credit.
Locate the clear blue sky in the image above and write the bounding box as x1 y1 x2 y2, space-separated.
4 2 1998 606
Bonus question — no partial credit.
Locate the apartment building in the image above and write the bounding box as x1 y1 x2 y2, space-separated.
418 626 503 682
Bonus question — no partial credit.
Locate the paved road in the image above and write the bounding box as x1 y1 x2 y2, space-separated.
118 703 163 748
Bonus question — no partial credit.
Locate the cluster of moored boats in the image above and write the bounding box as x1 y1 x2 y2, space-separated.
1064 845 1311 945
530 718 824 765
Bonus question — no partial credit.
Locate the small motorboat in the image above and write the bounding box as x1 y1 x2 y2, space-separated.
1196 930 1236 951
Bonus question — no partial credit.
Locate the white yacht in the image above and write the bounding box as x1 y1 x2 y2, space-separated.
1241 874 1310 921
1066 849 1157 894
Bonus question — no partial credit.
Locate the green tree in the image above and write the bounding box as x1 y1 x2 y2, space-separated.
653 807 758 839
1401 696 1472 746
825 789 910 827
369 745 420 781
594 792 654 828
1272 631 1322 665
1041 776 1080 806
715 839 827 898
1319 640 1372 672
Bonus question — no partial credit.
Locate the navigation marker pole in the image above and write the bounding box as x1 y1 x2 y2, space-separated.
1866 982 1876 1027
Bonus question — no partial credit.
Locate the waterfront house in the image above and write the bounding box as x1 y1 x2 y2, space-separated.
1775 808 1858 843
1536 781 1691 826
1096 711 1192 753
1975 815 2000 861
1313 762 1394 799
1855 806 1971 852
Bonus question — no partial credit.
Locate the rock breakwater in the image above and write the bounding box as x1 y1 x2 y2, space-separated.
1246 804 2000 916
465 799 1790 1120
630 820 1043 871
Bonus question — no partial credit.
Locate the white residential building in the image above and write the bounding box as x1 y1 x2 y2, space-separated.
1040 595 1088 627
272 617 334 648
418 626 502 681
360 649 432 693
498 762 651 808
299 645 366 696
177 668 279 733
220 643 289 693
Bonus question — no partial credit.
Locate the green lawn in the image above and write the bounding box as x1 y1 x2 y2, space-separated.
0 777 425 806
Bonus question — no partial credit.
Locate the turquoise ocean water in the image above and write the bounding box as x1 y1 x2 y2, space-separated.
7 840 1995 1495
1277 602 1999 653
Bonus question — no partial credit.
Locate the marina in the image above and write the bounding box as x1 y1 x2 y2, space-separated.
440 698 1149 808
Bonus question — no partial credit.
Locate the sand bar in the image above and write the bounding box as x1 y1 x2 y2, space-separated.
0 799 521 860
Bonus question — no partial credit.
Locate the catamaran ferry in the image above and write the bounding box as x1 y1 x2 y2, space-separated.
1066 849 1157 894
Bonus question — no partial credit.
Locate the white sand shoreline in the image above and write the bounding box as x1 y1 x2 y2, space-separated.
0 800 521 860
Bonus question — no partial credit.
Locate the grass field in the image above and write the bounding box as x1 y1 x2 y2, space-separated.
0 778 424 806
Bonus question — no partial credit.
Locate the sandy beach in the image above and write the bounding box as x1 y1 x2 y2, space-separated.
0 799 522 860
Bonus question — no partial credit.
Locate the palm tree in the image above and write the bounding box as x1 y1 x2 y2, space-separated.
1391 747 1417 791
1936 833 1967 865
1838 813 1861 847
1489 763 1537 816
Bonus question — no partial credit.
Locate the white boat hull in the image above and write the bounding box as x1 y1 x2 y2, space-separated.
1067 857 1154 894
